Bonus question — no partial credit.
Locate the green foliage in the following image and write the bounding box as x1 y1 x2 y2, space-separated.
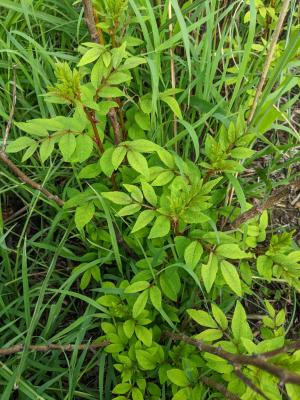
1 0 300 399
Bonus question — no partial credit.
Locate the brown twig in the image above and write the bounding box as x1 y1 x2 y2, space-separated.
166 333 300 386
231 178 300 229
82 0 124 145
0 341 109 357
108 108 122 144
234 367 270 400
0 151 64 207
82 0 100 43
84 107 104 153
115 230 139 260
260 340 300 359
200 376 241 400
3 64 17 151
247 0 291 125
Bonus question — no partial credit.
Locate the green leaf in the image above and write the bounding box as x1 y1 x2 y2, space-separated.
22 143 38 161
148 215 170 239
134 112 150 131
131 210 156 233
227 122 236 143
201 178 222 194
132 387 143 400
141 181 157 207
125 281 150 294
167 369 189 387
275 310 285 326
105 343 124 353
98 86 124 98
152 171 174 186
257 255 273 280
91 266 100 282
184 241 203 270
40 138 54 162
194 329 223 342
161 96 182 119
232 301 253 341
97 101 118 115
132 290 148 319
6 137 35 153
201 254 218 293
182 210 209 224
159 269 180 301
80 270 91 290
123 184 143 202
112 383 132 394
78 162 102 179
136 349 156 370
156 148 175 168
15 120 48 137
112 146 127 170
216 244 251 259
102 51 111 67
139 94 152 114
68 134 94 163
123 319 135 339
187 309 218 328
111 42 126 68
129 139 159 153
101 191 132 205
107 71 132 85
231 147 256 159
211 304 228 330
78 46 103 66
220 260 242 297
127 150 149 177
149 286 162 310
119 57 146 70
59 133 76 161
75 202 95 230
100 147 114 177
135 325 152 347
117 204 141 216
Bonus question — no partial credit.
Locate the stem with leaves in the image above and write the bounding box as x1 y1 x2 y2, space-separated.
231 178 300 229
167 332 300 386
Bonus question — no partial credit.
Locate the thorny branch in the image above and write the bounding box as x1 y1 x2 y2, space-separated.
108 107 122 144
234 367 270 400
231 178 300 228
200 376 241 400
82 0 100 43
0 341 108 357
167 333 300 386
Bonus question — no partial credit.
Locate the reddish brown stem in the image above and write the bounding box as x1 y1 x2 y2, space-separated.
84 108 104 153
108 108 122 144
